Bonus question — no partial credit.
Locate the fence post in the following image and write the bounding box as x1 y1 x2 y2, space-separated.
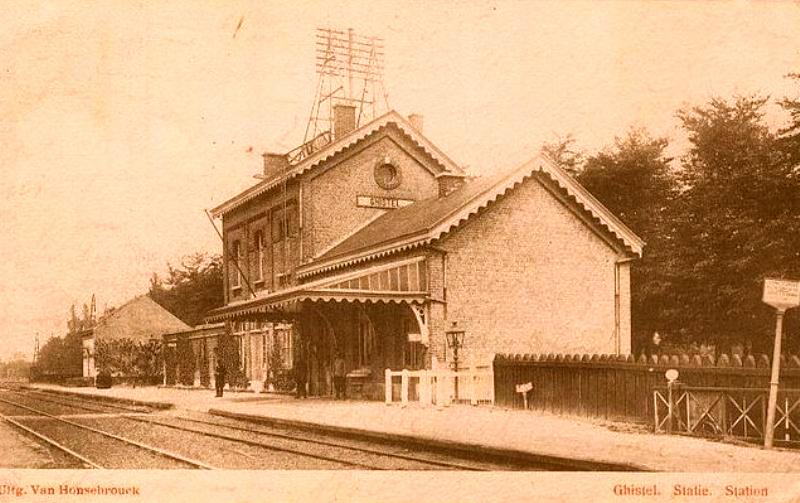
419 370 430 407
384 368 392 405
469 366 478 406
436 372 449 408
667 380 674 435
401 369 409 407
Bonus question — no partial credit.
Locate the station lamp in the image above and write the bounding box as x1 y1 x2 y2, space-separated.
445 321 465 370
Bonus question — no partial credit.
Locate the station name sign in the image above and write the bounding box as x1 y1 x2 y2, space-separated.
762 278 800 310
356 195 415 210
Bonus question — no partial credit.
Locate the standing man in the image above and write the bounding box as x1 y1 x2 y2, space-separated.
214 347 226 398
333 351 346 400
294 353 308 399
646 331 662 359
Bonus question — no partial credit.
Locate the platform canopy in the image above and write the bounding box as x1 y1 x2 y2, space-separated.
205 256 429 322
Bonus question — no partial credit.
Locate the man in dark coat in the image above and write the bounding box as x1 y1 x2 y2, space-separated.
294 355 308 399
214 347 226 397
333 351 346 400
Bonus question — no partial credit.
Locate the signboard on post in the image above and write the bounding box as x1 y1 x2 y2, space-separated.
762 278 800 310
762 278 800 449
516 382 533 410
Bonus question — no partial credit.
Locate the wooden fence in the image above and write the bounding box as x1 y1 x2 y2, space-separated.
493 352 800 424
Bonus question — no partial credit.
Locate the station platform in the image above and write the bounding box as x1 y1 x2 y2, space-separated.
23 383 800 472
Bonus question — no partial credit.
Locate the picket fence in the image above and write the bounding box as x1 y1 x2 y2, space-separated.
493 352 800 424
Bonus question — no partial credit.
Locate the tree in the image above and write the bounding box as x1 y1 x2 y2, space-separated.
778 73 800 168
674 95 800 352
149 253 224 326
35 332 82 379
577 128 680 351
541 134 584 176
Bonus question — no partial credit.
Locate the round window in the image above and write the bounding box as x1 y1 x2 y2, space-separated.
374 162 401 190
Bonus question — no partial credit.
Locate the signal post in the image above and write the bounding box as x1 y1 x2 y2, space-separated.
762 278 800 449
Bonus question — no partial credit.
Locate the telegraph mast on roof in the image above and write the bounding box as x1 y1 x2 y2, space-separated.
288 28 388 164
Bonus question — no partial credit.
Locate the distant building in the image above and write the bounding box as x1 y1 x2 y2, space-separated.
205 108 643 399
81 295 190 378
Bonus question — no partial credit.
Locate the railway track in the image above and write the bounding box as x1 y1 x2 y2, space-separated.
0 394 214 469
0 389 506 470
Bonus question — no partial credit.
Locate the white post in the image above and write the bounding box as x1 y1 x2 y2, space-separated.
419 370 430 407
401 369 409 407
384 368 392 405
469 366 478 406
489 370 496 404
765 309 786 448
436 372 448 408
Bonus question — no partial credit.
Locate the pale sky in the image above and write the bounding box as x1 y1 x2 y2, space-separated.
2 0 799 360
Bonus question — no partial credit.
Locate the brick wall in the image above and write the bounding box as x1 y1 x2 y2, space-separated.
304 128 441 261
435 173 633 367
222 185 299 302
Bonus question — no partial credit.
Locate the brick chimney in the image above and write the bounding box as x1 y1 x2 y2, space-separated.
408 113 424 132
437 173 465 197
262 152 289 179
333 104 356 139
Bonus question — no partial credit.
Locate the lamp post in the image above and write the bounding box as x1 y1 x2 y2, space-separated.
445 321 465 401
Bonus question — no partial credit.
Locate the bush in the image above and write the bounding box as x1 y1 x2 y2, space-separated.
96 370 112 389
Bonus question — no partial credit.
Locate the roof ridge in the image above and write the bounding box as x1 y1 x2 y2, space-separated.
209 110 464 217
296 154 645 279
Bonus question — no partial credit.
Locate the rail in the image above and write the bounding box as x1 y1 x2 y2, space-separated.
384 367 494 407
0 394 215 469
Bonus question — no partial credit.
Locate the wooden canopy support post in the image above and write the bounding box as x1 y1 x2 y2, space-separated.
409 304 429 345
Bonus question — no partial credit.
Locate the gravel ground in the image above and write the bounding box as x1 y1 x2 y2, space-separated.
0 391 101 417
4 389 518 470
74 416 348 469
0 421 79 468
175 410 529 470
74 414 490 470
9 417 192 469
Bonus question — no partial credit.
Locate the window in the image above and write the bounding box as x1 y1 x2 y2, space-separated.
230 240 242 290
271 201 299 242
357 315 374 368
271 208 283 242
403 318 425 370
374 161 402 189
254 230 265 283
286 202 298 237
276 326 293 368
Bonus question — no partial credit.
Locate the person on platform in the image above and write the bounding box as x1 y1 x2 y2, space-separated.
294 354 308 399
333 352 347 400
213 347 226 398
645 331 662 360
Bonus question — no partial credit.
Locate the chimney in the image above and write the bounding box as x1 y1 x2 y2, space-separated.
333 104 356 139
437 173 465 197
408 113 424 132
262 152 289 179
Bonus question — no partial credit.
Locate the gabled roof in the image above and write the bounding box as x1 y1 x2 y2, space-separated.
209 111 465 217
296 154 644 279
91 295 191 341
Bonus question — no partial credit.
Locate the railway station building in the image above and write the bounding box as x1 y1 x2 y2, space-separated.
203 107 643 399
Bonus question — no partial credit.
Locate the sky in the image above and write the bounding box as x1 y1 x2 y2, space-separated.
1 0 799 360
